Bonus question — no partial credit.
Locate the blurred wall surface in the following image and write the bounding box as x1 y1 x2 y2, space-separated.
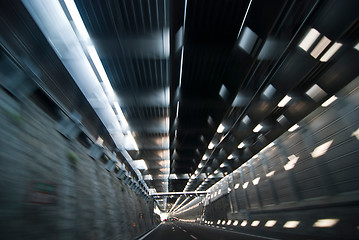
0 81 155 239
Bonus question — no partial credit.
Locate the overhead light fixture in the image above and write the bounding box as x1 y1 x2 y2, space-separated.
217 123 225 133
306 84 326 102
251 220 260 227
284 154 299 171
234 183 240 189
263 84 276 98
238 142 245 148
288 124 299 132
321 95 338 107
310 36 331 59
233 220 239 226
265 220 277 227
242 182 249 189
313 219 339 228
311 140 333 158
299 28 320 51
133 159 148 170
355 42 359 51
252 177 260 185
208 142 215 149
253 124 263 133
202 155 208 160
266 171 275 177
220 163 225 168
283 221 300 228
241 220 248 227
214 170 219 174
242 115 251 125
320 42 342 62
227 154 234 159
176 102 180 116
277 95 292 107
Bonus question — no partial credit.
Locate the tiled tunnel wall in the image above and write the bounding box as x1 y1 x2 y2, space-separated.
0 70 156 239
174 77 359 239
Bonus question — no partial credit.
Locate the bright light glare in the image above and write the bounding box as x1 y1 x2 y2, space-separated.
311 36 331 59
234 183 240 189
252 177 260 185
253 124 263 133
220 163 225 168
222 220 226 225
227 220 232 225
217 220 221 224
313 219 339 228
176 102 180 116
266 171 275 177
278 95 292 107
64 0 90 41
352 128 359 140
299 28 320 52
241 220 248 226
238 142 245 148
321 95 338 107
233 220 239 226
311 140 333 158
242 182 249 189
320 42 342 62
202 155 208 160
283 221 300 228
208 142 215 149
251 220 260 227
265 220 277 227
284 154 299 171
227 154 234 159
288 124 299 132
217 123 225 133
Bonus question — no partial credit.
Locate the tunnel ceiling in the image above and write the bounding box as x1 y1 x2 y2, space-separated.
2 0 358 211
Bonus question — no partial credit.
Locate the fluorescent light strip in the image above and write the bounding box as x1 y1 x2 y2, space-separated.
311 36 331 59
202 155 208 160
278 95 292 107
234 183 240 189
64 0 90 41
208 142 215 149
288 124 299 132
176 102 180 116
320 42 342 62
299 28 320 51
179 47 184 87
321 95 338 107
253 124 263 133
238 142 245 148
241 220 248 226
311 140 333 158
242 182 249 189
217 123 225 133
227 154 234 159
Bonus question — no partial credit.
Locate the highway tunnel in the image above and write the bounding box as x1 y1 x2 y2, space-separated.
0 0 359 239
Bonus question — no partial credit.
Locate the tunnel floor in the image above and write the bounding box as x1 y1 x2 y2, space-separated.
138 222 278 240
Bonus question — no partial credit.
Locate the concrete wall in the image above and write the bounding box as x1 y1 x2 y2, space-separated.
174 77 359 239
0 86 155 240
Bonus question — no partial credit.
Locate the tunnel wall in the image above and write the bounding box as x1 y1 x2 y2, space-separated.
174 77 359 239
0 86 156 239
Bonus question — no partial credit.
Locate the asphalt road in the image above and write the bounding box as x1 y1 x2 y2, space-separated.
138 221 279 240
